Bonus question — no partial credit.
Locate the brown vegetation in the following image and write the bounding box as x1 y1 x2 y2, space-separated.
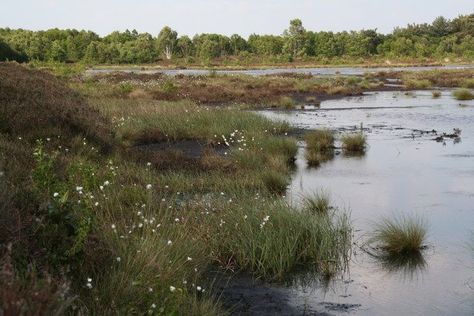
0 62 113 148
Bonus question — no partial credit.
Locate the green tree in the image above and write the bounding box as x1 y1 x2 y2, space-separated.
176 35 194 57
48 40 67 62
283 19 307 58
157 26 178 60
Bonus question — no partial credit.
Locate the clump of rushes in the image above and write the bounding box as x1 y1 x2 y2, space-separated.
305 129 334 152
404 79 432 89
302 191 331 215
262 170 289 194
462 78 474 89
305 129 335 167
453 88 474 100
431 90 442 98
370 216 427 255
341 133 367 154
212 197 351 280
278 96 296 109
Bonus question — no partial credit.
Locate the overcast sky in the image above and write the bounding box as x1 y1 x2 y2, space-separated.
2 0 473 37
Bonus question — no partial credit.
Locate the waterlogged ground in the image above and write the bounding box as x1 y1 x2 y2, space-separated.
86 64 474 76
260 90 474 315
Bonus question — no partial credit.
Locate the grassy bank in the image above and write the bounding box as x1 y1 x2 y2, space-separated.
0 62 351 314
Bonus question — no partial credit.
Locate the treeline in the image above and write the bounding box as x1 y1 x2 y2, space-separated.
1 14 473 64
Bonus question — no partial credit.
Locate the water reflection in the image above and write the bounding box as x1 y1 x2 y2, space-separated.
261 90 474 315
368 249 427 280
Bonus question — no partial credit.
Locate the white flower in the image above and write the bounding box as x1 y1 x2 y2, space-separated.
167 240 172 245
147 162 152 166
99 185 104 190
151 303 156 309
175 218 180 222
116 257 121 262
53 192 59 198
187 257 192 261
170 286 176 292
146 184 152 190
94 202 99 206
111 224 116 229
197 286 202 291
76 186 83 192
104 181 110 186
87 277 92 282
148 287 153 292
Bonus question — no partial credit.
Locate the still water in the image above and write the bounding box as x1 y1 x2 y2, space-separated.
261 90 474 315
86 65 474 77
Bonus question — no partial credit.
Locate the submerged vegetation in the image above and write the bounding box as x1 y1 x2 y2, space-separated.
0 62 352 314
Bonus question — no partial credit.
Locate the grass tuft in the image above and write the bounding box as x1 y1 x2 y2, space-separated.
302 191 331 215
431 90 441 98
453 88 474 101
341 133 367 154
370 216 427 255
278 96 296 109
305 129 334 152
304 129 335 167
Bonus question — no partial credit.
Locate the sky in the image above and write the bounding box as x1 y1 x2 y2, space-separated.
1 0 473 37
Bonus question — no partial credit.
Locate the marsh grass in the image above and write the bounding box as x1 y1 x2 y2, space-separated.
370 216 427 255
462 78 474 89
405 79 432 89
1 64 353 314
278 96 296 109
341 133 367 154
302 191 331 215
91 98 290 145
431 90 442 98
305 129 334 152
304 129 335 167
211 197 351 280
453 88 474 101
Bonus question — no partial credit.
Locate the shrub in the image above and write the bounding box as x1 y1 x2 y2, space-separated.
0 63 113 149
453 88 474 100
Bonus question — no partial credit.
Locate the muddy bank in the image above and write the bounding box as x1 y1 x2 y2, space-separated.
213 272 333 316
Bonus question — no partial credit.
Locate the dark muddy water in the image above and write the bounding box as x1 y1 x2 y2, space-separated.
261 90 474 315
86 65 474 77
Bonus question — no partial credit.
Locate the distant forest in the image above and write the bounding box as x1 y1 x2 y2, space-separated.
1 14 473 64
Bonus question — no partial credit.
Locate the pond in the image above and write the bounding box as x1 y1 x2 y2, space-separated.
260 90 474 315
86 64 474 77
